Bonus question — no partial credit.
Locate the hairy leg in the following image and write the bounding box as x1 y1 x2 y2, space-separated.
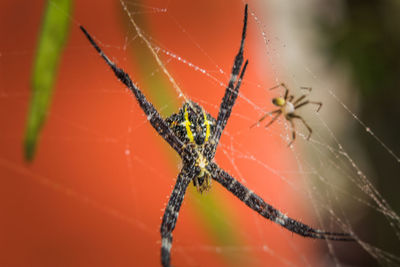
80 26 184 155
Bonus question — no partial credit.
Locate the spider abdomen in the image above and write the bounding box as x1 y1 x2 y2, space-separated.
166 101 216 146
282 102 295 116
167 102 216 193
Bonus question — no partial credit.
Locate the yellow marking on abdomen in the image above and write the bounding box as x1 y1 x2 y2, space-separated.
203 111 211 142
183 106 194 142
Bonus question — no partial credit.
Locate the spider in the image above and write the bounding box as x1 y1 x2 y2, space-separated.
251 83 322 146
80 5 353 267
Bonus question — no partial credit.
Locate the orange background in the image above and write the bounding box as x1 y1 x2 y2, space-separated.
0 0 323 266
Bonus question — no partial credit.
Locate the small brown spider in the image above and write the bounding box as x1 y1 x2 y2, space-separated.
251 83 322 146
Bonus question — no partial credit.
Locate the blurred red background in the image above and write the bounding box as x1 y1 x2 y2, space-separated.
0 0 326 266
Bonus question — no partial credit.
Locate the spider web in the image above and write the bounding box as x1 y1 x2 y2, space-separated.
1 0 399 266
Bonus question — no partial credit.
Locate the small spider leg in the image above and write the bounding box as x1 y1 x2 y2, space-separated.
293 94 306 105
213 4 248 149
288 119 296 147
268 84 281 90
300 86 312 92
250 109 280 128
295 100 323 112
264 110 282 128
283 84 289 100
80 26 184 155
209 163 354 241
160 168 193 267
269 83 290 100
291 114 313 140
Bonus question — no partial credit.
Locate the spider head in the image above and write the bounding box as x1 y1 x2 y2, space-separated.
272 97 285 107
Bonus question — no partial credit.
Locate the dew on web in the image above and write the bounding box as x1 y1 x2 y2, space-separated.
2 0 400 266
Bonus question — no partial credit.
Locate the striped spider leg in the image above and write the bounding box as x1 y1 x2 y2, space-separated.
208 162 354 241
80 26 184 155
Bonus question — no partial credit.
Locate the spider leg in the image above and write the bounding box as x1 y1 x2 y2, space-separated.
250 109 280 129
80 26 184 155
269 83 290 101
295 100 322 112
300 86 312 92
291 114 312 140
213 4 248 149
283 84 290 100
160 168 193 267
310 101 323 112
288 119 296 147
293 94 306 105
209 163 354 241
264 111 282 128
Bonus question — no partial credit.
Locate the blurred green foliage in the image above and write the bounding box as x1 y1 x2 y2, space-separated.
24 0 72 161
321 0 400 98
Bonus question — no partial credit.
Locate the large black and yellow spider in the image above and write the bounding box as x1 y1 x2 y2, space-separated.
80 5 353 267
251 83 322 146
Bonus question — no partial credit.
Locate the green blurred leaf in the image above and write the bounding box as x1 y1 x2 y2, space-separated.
24 0 72 161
